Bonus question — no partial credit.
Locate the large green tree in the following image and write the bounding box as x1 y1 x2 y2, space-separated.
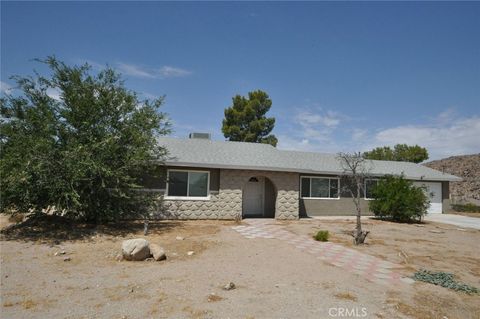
363 144 428 163
0 57 170 223
221 90 278 146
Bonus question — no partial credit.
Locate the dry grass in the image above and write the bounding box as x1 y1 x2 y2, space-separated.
207 293 224 302
182 306 212 318
22 299 37 309
387 289 480 319
334 292 358 302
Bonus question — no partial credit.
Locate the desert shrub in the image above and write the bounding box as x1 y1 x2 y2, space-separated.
313 230 329 242
0 57 170 223
368 175 429 222
413 269 479 294
452 203 480 213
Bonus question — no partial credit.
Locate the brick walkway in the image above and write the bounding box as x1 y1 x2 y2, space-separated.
232 219 414 286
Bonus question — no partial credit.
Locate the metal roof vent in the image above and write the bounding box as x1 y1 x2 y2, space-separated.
189 132 211 140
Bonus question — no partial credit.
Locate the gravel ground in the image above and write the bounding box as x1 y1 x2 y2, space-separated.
1 217 479 319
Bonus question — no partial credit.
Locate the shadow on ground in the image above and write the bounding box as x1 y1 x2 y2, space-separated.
0 214 181 243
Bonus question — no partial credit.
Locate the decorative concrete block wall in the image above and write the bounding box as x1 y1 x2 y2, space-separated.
157 169 299 220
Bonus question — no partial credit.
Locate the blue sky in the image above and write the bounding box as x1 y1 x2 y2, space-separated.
1 2 479 160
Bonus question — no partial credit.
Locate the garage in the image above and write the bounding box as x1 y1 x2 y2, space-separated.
413 181 442 214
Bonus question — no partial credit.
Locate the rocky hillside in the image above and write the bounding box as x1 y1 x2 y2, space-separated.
424 154 480 202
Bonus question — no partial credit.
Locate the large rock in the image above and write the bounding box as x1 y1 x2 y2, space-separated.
122 239 150 261
149 243 166 261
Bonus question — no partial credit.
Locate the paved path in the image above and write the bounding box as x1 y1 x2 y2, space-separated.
424 214 480 230
232 219 414 286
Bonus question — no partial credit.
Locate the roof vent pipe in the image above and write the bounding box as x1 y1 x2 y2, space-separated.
189 132 211 140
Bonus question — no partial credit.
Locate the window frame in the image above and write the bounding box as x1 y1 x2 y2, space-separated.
300 176 340 200
364 178 379 200
165 169 210 201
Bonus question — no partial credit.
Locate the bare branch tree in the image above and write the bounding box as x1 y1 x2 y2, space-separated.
337 152 373 245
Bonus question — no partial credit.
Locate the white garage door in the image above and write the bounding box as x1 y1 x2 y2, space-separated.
413 182 442 214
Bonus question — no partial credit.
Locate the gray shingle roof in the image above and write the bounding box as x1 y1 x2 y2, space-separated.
157 137 461 182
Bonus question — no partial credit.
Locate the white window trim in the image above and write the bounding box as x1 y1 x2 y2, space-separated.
300 176 340 200
364 178 379 200
164 169 211 200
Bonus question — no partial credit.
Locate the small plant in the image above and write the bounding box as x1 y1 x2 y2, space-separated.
234 213 242 224
313 230 329 242
412 269 479 294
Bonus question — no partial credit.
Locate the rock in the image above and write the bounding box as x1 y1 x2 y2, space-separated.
149 244 166 261
187 251 194 256
122 239 150 261
223 282 236 290
176 236 184 240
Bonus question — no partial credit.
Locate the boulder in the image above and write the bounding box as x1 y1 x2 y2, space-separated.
150 243 166 261
223 282 236 290
122 239 150 261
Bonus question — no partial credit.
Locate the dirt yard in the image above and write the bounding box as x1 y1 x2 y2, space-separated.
1 215 479 319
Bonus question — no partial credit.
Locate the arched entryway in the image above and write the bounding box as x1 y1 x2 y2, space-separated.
242 176 277 218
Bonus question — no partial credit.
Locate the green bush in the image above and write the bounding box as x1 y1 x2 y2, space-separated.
0 58 170 223
313 230 329 242
413 269 479 294
452 203 480 213
368 175 429 222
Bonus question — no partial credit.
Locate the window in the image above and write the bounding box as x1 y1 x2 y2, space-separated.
300 177 339 199
166 170 209 198
364 179 379 200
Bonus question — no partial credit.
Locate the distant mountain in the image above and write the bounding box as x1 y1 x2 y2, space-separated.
424 154 480 201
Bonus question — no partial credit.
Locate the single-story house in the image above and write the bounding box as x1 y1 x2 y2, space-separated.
148 133 461 220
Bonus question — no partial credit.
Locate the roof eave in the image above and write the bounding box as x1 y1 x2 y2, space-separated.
163 161 462 182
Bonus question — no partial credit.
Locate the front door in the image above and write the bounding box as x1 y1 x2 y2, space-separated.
243 177 265 217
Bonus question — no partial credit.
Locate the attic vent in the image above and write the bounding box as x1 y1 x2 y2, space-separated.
189 132 211 140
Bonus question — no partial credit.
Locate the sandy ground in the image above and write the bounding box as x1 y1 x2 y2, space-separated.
1 215 479 319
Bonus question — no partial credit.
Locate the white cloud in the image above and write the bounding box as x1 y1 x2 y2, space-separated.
277 106 347 153
46 87 62 101
288 108 344 144
276 135 315 152
141 92 159 100
0 81 13 94
372 114 480 160
158 66 191 78
295 110 341 128
117 63 156 79
84 59 105 70
278 104 479 160
116 62 192 79
352 128 368 142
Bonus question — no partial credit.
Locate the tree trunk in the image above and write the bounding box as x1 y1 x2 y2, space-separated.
353 180 369 245
143 218 149 236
